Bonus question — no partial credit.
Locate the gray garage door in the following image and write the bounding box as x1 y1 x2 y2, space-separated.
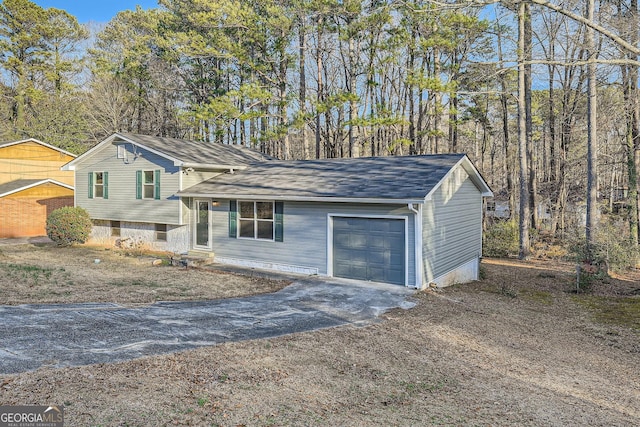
332 217 406 285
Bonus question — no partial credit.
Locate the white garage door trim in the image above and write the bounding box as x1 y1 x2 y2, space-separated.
327 213 409 287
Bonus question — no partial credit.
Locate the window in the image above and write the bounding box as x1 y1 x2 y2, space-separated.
155 224 167 242
111 221 121 237
229 200 283 242
117 144 126 159
136 170 161 200
88 171 108 199
143 171 155 198
95 172 104 198
238 201 274 240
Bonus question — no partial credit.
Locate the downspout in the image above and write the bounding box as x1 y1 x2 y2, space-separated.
408 203 423 289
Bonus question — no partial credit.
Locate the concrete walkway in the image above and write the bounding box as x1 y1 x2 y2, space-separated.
0 277 415 375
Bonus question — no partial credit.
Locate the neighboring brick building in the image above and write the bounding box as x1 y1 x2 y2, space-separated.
0 139 76 238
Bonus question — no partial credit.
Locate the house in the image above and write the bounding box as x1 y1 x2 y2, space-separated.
485 199 510 219
63 133 492 288
0 139 76 238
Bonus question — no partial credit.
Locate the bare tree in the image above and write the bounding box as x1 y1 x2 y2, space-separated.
518 1 531 259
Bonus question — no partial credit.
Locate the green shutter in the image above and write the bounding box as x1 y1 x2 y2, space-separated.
88 172 93 199
274 201 284 242
154 170 161 200
103 171 109 199
136 170 142 199
229 200 237 238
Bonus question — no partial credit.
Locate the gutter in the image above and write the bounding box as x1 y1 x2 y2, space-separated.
408 203 424 289
179 162 249 171
174 193 426 205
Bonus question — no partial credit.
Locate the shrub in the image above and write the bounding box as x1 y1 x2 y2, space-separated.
569 218 640 273
483 219 519 257
46 207 93 246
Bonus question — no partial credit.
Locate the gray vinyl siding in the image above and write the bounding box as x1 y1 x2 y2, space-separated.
181 170 224 190
422 166 483 284
75 143 182 224
208 200 416 286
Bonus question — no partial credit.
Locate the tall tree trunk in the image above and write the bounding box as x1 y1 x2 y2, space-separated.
547 37 558 232
525 3 538 231
279 55 289 160
434 48 442 153
15 67 27 137
299 19 308 159
548 44 557 183
497 20 515 218
585 0 598 260
408 32 417 155
348 35 358 158
315 16 324 159
449 87 459 153
625 0 640 245
518 1 531 259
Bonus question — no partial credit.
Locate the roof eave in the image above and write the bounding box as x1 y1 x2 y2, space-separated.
424 155 493 200
113 133 184 165
180 163 249 171
0 179 74 198
62 133 259 171
62 133 119 170
175 193 425 204
0 138 77 158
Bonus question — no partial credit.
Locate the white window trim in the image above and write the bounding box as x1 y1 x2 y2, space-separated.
117 144 126 159
237 200 275 241
142 170 156 199
94 171 105 199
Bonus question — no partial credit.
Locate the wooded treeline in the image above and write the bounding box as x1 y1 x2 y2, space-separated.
1 0 639 262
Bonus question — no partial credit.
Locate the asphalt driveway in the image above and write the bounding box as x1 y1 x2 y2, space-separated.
0 277 415 375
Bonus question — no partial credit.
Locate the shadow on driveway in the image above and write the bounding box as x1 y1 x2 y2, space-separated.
0 277 416 375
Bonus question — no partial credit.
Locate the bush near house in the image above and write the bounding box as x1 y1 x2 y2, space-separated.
46 206 93 246
483 219 519 257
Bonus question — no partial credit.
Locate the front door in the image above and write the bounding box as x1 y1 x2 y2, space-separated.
194 199 211 249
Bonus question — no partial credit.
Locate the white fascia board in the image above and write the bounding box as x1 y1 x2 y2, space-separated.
113 133 183 165
424 155 493 200
61 133 119 171
114 135 247 170
180 162 248 171
175 193 425 205
460 157 494 197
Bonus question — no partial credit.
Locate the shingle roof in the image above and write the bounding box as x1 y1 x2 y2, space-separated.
115 133 270 166
179 154 482 202
0 179 73 198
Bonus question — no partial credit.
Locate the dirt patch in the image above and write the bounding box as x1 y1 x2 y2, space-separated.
1 249 639 426
0 244 287 305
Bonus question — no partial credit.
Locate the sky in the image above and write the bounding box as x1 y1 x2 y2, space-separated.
31 0 160 23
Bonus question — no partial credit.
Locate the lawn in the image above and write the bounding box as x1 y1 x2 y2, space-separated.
1 244 638 426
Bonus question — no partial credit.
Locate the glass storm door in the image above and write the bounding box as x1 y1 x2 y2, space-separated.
195 199 211 248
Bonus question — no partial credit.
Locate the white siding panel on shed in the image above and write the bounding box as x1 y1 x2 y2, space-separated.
422 165 483 286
